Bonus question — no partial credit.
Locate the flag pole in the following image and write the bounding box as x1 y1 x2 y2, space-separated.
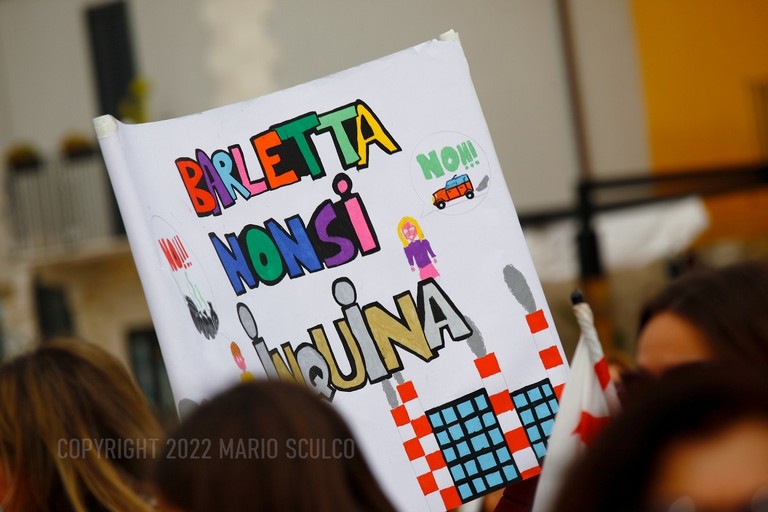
530 290 620 512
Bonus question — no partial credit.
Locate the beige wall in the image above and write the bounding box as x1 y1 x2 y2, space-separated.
0 269 37 357
0 0 209 363
0 0 212 156
132 0 213 118
0 0 100 156
568 0 650 176
34 251 152 365
0 248 152 367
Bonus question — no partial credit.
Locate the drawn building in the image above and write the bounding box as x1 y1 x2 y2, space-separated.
389 299 567 510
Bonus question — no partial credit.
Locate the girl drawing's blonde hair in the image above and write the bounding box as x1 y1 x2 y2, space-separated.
0 339 161 511
397 216 424 247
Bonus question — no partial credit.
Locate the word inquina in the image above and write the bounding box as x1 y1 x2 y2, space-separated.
237 277 472 400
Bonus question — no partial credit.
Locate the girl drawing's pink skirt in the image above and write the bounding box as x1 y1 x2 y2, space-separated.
419 263 439 280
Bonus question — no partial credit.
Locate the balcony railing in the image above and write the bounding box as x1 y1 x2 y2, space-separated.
6 155 125 257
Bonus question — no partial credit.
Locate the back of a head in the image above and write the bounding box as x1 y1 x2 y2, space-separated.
638 260 768 369
553 364 768 512
0 339 161 512
155 380 396 512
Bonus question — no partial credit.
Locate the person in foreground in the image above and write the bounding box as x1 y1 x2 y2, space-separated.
154 380 397 512
492 261 768 512
552 364 768 512
635 260 768 375
0 339 162 511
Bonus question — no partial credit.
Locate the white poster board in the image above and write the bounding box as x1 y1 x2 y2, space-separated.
95 33 568 512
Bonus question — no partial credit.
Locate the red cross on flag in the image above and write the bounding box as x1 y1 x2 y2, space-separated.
530 291 620 512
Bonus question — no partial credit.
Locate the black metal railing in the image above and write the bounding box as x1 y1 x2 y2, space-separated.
518 163 768 278
6 154 124 255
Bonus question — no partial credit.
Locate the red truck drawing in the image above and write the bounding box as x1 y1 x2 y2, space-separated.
432 174 474 209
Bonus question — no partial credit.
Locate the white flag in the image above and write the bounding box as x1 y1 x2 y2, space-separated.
530 293 620 512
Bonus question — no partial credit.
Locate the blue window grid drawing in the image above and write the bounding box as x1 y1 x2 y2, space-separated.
426 389 521 503
510 379 559 463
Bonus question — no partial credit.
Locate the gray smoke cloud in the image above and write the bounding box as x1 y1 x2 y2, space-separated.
503 264 537 314
463 315 487 358
381 379 399 409
393 372 405 385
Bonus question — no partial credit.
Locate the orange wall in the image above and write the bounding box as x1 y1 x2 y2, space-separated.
630 0 768 241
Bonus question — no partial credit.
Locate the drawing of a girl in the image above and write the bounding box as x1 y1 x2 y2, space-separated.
397 216 439 280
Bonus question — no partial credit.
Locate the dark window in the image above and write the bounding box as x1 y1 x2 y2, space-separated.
86 1 133 235
128 328 176 428
35 283 74 339
86 1 136 118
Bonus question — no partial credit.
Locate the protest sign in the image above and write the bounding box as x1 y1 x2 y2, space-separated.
95 32 568 511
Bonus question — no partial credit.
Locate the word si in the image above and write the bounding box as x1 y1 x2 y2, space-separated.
417 139 479 179
210 174 379 295
176 100 401 217
237 277 472 401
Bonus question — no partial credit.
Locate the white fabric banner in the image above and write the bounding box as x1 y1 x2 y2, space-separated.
95 34 568 512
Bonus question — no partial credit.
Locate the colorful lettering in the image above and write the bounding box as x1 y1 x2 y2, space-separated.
354 100 401 169
175 100 401 216
274 113 323 179
417 139 481 180
316 104 360 167
176 158 218 215
239 277 471 401
211 176 379 295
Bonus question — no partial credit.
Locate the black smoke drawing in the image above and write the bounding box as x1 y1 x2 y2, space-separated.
186 297 219 339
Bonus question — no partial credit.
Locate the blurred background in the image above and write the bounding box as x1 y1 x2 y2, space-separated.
1 0 767 425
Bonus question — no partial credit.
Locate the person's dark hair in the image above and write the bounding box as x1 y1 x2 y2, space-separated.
0 339 162 512
154 380 397 512
637 260 768 369
552 364 768 512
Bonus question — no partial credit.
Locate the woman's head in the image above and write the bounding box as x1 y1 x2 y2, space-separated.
553 365 768 512
155 380 396 512
0 339 161 512
636 261 768 375
397 216 423 245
